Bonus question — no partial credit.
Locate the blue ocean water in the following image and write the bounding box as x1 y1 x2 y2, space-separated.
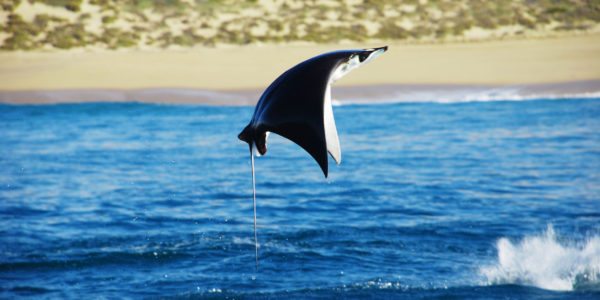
1 98 600 299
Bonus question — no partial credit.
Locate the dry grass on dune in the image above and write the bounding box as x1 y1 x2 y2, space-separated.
1 0 599 50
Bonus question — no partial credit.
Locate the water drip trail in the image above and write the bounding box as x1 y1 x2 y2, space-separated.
250 144 258 269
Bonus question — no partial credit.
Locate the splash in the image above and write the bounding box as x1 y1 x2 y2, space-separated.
480 225 600 291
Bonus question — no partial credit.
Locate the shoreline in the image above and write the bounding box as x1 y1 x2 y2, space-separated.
1 80 599 106
1 34 599 105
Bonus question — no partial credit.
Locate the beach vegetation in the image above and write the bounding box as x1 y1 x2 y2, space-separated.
267 19 283 32
202 36 215 47
545 4 570 16
32 14 51 30
1 31 36 50
1 13 42 50
435 26 451 39
453 16 474 35
89 0 110 5
377 20 408 40
1 0 21 12
101 15 117 24
78 13 91 21
173 28 203 46
98 27 139 49
411 25 432 39
516 13 536 29
44 23 88 48
1 0 600 50
30 0 83 12
5 13 37 34
128 0 187 12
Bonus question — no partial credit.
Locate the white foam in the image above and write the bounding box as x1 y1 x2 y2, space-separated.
480 225 600 291
232 236 257 246
336 89 600 105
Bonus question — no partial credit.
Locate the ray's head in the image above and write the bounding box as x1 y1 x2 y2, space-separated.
331 46 388 82
356 46 388 64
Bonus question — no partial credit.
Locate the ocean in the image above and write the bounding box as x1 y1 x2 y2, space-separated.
1 98 599 299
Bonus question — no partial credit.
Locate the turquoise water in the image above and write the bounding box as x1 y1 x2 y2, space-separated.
1 99 600 298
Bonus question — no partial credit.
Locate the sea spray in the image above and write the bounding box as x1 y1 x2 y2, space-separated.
480 225 600 291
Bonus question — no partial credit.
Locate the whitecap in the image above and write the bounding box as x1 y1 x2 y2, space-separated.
480 225 600 291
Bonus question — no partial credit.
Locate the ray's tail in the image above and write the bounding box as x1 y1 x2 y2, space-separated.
249 144 258 269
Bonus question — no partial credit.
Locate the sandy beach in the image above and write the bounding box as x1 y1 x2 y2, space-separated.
1 34 599 105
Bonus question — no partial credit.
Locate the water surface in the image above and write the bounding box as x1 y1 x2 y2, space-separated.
1 99 599 298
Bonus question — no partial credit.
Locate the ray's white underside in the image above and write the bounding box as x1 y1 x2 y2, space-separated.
324 84 341 164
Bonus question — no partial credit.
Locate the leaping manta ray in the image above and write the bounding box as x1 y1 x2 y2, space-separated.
238 46 388 267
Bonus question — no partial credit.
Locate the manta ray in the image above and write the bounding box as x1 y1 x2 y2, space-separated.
238 46 388 266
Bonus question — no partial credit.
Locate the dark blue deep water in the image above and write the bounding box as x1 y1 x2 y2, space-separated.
1 99 600 299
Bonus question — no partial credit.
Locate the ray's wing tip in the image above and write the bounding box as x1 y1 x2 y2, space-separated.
329 151 342 165
365 45 388 52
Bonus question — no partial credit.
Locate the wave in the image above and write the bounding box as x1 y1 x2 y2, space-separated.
334 90 600 106
329 80 600 105
480 225 600 292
